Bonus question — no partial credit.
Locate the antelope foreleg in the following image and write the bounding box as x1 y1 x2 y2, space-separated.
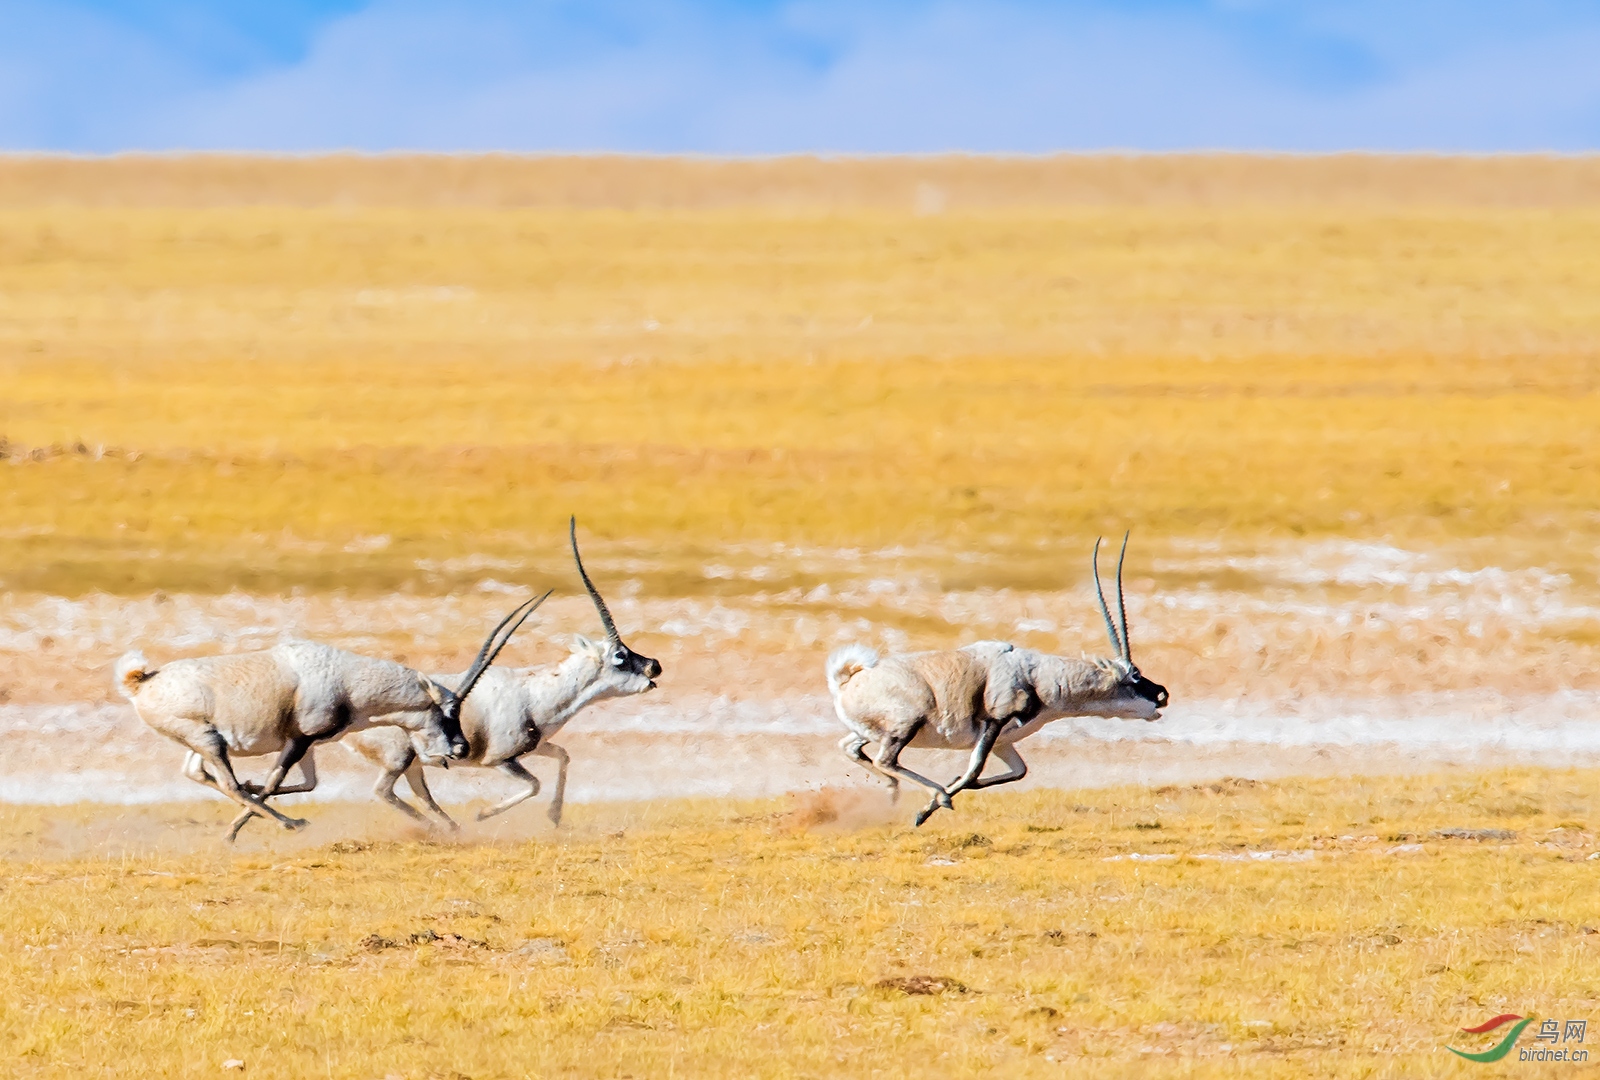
476 759 542 821
263 749 319 795
530 741 571 825
226 736 315 843
964 741 1028 790
870 729 953 821
915 720 1004 827
185 737 308 839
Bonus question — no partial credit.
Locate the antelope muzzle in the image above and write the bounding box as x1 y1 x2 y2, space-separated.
1134 674 1169 715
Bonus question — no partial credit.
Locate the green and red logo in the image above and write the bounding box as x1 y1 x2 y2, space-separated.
1448 1014 1533 1062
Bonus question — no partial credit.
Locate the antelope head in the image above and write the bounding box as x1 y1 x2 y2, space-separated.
1089 533 1169 720
570 516 662 695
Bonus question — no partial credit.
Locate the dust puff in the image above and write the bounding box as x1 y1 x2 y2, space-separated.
777 786 898 833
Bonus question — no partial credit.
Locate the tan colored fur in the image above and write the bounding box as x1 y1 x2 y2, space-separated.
116 640 466 840
343 635 658 829
827 639 1163 822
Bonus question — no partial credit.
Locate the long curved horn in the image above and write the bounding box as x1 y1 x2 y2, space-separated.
570 516 620 643
454 590 552 702
1092 537 1124 658
1115 531 1131 663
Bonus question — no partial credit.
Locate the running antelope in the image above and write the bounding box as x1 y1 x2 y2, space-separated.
115 595 546 841
345 518 661 829
826 535 1168 825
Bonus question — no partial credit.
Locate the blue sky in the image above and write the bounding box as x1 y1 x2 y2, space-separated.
3 1 1599 153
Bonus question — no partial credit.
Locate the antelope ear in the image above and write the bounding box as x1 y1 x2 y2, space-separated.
417 674 446 705
570 634 597 654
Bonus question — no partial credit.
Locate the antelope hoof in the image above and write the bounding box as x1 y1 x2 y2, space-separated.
547 806 564 826
284 816 310 831
914 802 939 827
474 809 494 822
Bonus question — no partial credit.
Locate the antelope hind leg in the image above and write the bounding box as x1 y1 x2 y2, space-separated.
183 751 232 795
184 749 273 798
373 767 432 826
402 759 458 831
184 751 267 798
839 733 900 803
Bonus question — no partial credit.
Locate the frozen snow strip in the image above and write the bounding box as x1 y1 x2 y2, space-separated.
1040 691 1600 756
6 691 1600 749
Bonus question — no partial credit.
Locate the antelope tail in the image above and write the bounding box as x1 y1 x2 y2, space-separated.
114 651 158 699
825 644 879 696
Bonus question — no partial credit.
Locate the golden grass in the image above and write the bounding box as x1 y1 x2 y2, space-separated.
5 153 1600 208
6 160 1597 1078
3 769 1597 1078
3 187 1600 594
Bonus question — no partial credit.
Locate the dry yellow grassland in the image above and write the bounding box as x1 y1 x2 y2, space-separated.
3 770 1597 1079
3 158 1600 1077
2 186 1599 595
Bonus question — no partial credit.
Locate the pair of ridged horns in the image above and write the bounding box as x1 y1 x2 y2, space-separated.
1092 532 1133 664
446 516 621 706
448 590 552 709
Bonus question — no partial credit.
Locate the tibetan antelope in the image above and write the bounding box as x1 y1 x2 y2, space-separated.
345 518 661 829
116 595 546 841
827 535 1168 825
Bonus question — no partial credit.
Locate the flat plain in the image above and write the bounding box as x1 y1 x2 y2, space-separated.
4 156 1600 597
6 771 1599 1079
2 155 1599 1077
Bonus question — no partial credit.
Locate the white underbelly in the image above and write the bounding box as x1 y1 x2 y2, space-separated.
1000 716 1052 743
222 730 285 757
910 717 984 750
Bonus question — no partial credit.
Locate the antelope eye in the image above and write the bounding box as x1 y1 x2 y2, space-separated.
612 650 627 666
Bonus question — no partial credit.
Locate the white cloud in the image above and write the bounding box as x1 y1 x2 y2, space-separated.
3 0 1600 152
